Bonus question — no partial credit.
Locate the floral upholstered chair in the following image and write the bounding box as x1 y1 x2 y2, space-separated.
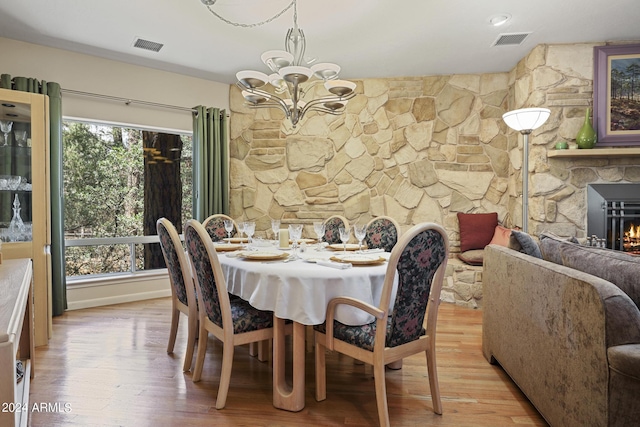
203 213 237 242
314 222 449 427
364 216 401 252
157 218 198 372
184 219 277 409
322 215 349 244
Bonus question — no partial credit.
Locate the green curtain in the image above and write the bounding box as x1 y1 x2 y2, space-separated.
192 106 229 220
1 74 67 316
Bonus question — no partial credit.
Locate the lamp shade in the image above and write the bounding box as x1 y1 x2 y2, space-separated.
502 108 550 132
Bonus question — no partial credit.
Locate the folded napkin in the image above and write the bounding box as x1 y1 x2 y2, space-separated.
362 248 385 254
317 260 352 269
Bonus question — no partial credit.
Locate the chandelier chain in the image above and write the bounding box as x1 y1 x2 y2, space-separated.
202 0 297 29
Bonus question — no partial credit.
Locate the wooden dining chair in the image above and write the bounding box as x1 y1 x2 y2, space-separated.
364 216 401 252
203 213 237 242
156 218 198 372
202 213 267 359
314 222 449 427
322 215 350 244
184 219 277 409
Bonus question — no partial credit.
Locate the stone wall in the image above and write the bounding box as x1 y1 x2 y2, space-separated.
230 74 512 246
229 41 640 307
508 43 640 238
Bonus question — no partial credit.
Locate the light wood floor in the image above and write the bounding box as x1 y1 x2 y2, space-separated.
30 298 547 427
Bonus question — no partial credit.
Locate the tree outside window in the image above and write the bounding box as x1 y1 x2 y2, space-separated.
63 121 192 276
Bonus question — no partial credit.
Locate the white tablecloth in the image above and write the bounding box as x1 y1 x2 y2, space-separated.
218 247 397 326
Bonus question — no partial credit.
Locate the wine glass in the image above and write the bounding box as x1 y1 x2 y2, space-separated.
237 221 246 240
0 121 13 147
288 224 303 260
354 224 367 253
313 222 325 249
271 219 281 242
244 221 256 246
339 227 351 254
14 130 26 147
223 219 234 243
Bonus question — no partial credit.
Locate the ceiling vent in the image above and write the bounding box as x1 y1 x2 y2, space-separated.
492 32 531 47
133 37 164 52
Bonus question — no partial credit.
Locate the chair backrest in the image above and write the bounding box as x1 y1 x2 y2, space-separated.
364 216 401 252
380 223 449 348
323 215 350 244
203 214 237 242
184 219 232 331
157 218 195 308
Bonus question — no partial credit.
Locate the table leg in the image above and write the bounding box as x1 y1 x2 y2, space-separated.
273 318 305 411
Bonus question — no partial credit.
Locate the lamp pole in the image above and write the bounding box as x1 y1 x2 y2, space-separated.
502 108 551 234
520 130 532 233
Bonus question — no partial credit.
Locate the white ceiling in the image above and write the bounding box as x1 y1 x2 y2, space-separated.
1 0 639 85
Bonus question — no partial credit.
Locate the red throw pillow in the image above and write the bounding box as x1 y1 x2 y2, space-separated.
457 212 498 252
489 225 512 247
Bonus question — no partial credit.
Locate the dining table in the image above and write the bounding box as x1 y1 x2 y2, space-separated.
216 241 397 412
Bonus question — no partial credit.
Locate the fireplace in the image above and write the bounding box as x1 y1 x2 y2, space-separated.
587 184 640 254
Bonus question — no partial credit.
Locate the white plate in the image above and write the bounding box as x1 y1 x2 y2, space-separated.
224 237 249 243
330 254 386 265
214 243 243 252
240 251 288 261
327 243 361 251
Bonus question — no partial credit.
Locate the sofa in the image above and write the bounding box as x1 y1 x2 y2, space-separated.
482 234 640 427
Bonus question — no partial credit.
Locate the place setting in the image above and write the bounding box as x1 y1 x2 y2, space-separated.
329 253 387 266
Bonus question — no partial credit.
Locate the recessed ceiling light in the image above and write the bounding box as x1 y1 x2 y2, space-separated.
489 14 511 27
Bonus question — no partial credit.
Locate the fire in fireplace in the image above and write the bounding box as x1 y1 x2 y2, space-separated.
625 223 640 254
587 184 640 254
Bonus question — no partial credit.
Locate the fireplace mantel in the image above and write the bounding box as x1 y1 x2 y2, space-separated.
547 147 640 158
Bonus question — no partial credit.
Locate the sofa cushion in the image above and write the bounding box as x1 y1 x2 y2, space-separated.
509 230 542 258
561 244 640 309
539 232 580 265
458 249 484 266
608 344 640 380
457 212 498 252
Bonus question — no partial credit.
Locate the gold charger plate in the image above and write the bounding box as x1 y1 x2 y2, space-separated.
214 243 243 252
290 238 316 244
327 243 360 251
240 251 289 261
330 254 386 265
224 237 249 243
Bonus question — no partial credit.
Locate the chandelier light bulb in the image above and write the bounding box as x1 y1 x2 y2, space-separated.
261 50 294 72
236 70 269 89
310 63 340 81
324 80 356 97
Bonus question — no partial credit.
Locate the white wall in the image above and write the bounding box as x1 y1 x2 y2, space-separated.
2 36 230 309
1 37 230 132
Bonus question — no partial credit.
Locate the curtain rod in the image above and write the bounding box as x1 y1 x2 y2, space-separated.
60 88 229 117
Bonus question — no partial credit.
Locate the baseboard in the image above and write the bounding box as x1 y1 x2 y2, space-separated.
66 274 171 310
66 289 171 310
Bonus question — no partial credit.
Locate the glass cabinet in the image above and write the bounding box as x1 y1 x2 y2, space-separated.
0 88 51 347
1 100 34 242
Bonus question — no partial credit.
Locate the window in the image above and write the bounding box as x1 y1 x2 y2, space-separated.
63 120 192 277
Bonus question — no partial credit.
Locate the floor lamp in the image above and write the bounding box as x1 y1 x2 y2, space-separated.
502 107 550 233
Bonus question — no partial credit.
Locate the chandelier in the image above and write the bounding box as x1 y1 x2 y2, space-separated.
201 0 356 128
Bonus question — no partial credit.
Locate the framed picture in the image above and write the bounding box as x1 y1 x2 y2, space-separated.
593 43 640 146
